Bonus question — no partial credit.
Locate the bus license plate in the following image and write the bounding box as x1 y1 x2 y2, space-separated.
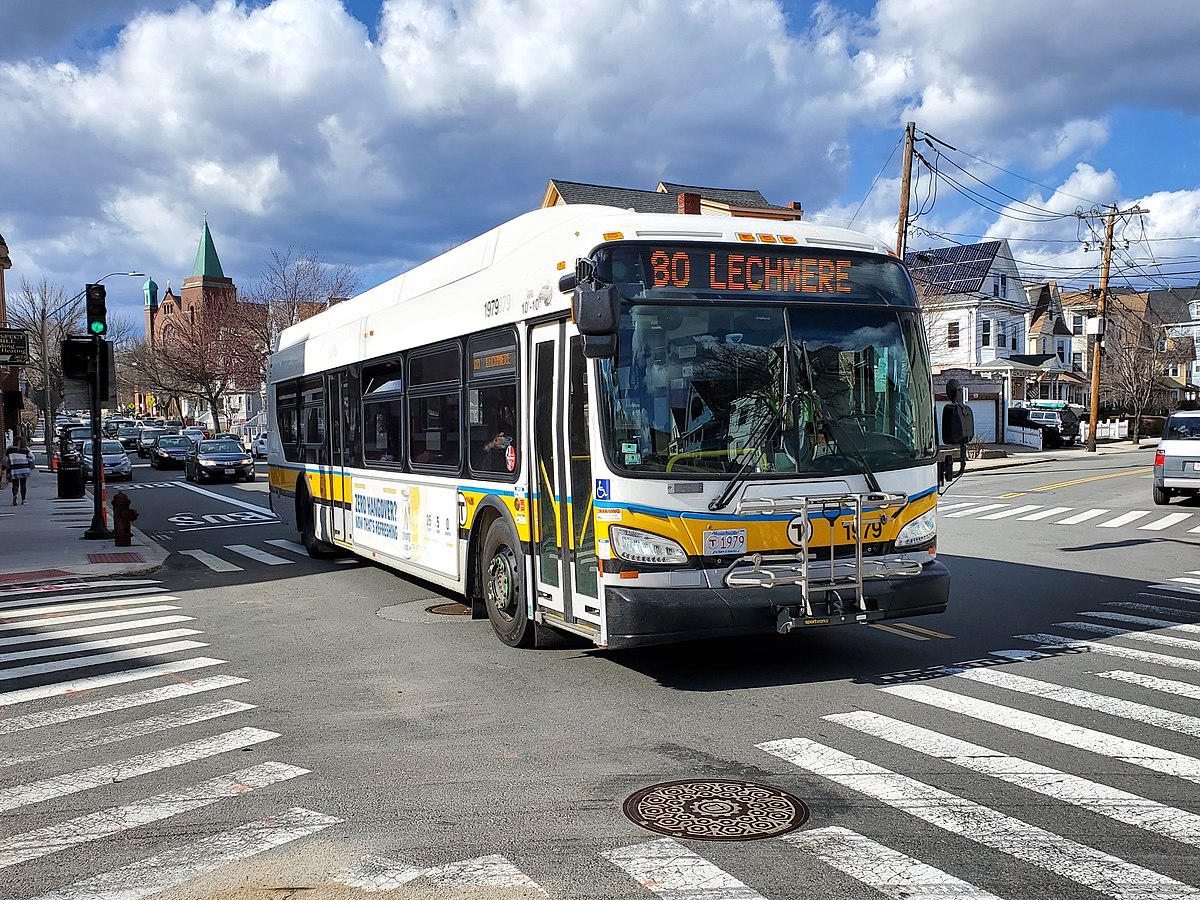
704 529 746 556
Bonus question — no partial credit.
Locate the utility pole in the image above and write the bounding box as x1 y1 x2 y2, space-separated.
896 121 916 258
1079 204 1149 452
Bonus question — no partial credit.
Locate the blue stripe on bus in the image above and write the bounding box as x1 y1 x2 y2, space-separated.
269 461 520 498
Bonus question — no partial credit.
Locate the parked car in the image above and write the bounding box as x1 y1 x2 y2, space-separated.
149 434 192 469
251 433 269 459
181 427 206 444
136 427 166 457
1153 409 1200 505
186 439 256 483
82 439 133 482
115 426 142 451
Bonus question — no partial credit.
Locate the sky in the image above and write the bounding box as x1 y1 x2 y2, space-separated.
2 0 1200 333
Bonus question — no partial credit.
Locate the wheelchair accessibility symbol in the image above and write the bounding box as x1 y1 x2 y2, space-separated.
595 479 610 501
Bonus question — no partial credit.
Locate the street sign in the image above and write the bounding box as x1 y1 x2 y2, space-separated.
0 328 30 365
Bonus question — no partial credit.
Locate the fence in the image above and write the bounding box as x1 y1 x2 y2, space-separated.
1004 425 1043 449
1080 419 1129 442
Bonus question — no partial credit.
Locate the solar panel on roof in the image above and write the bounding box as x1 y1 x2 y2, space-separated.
905 241 1001 296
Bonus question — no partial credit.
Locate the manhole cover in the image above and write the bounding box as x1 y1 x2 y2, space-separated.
623 779 808 841
426 602 470 616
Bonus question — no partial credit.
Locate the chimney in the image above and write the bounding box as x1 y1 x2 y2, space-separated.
677 192 701 215
787 201 803 219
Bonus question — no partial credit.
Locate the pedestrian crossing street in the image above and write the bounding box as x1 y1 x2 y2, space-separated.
940 498 1200 534
0 577 340 899
176 539 361 572
5 573 1200 897
327 573 1200 898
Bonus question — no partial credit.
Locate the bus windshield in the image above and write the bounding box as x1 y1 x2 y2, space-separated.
596 302 936 477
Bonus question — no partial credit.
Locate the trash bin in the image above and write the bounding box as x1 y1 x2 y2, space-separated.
57 452 86 499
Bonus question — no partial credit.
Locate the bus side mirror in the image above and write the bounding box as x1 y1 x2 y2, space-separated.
572 284 619 336
581 334 618 359
941 404 974 446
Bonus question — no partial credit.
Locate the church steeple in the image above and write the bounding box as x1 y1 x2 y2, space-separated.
191 218 226 280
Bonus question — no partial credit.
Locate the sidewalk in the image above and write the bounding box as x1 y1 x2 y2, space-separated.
0 454 168 585
956 439 1157 474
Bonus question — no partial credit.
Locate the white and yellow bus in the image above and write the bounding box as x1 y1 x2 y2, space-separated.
267 203 959 649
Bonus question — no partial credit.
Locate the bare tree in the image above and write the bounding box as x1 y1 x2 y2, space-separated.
239 247 359 368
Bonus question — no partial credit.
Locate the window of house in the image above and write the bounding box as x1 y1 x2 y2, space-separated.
362 357 404 465
1010 330 1018 350
1072 352 1083 369
999 322 1007 347
1165 363 1182 377
1072 314 1084 335
981 320 991 347
992 273 1007 299
408 344 461 470
1057 341 1069 364
947 321 960 350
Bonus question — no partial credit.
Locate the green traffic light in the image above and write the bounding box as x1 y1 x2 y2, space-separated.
89 321 105 334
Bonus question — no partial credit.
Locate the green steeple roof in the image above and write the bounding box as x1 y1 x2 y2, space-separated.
191 220 226 279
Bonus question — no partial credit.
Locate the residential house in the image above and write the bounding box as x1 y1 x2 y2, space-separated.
542 179 805 220
905 240 1031 442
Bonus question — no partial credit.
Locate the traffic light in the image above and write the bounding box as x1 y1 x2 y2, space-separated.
61 336 96 380
85 283 107 336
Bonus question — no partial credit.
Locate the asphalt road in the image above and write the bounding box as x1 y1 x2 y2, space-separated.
3 446 1199 899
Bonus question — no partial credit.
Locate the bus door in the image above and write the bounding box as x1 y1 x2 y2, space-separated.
327 371 351 544
529 322 601 632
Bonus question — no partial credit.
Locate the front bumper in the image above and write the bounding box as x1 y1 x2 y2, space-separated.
198 463 254 478
603 559 950 649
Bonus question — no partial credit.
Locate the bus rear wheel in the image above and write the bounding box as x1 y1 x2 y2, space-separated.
482 520 534 648
299 491 335 559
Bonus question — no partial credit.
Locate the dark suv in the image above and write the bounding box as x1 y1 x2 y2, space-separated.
1008 406 1080 448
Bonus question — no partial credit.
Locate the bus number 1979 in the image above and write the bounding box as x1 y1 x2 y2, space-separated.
484 295 511 317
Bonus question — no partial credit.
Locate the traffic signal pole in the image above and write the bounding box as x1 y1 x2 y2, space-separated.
83 283 112 539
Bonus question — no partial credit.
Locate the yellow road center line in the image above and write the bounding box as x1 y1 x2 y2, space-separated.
868 623 929 641
891 622 955 640
1017 467 1153 495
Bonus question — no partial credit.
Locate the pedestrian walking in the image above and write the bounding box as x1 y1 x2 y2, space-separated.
4 439 34 506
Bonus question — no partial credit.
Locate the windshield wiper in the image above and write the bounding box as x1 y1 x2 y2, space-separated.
709 395 789 512
798 341 882 494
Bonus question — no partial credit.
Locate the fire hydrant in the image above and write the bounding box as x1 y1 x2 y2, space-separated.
112 491 138 547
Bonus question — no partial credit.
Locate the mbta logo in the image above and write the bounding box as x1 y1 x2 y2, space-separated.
785 515 813 547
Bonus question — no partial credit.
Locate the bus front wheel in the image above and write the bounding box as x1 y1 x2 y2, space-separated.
482 520 534 648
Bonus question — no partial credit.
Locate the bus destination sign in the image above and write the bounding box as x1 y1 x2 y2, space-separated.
646 248 853 295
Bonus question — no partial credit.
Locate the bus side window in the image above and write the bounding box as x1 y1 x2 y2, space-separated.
468 384 517 475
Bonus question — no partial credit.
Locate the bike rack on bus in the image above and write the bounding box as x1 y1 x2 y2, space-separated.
724 491 920 631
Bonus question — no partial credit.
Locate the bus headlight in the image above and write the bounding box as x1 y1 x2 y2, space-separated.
894 509 936 549
609 526 689 565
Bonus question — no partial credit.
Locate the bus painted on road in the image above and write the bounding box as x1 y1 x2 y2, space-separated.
266 203 949 648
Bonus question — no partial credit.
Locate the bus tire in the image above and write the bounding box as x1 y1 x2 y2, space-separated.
298 487 335 559
482 519 534 648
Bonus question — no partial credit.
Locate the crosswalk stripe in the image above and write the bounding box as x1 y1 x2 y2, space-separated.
0 627 202 665
1171 577 1200 587
1055 508 1109 525
335 853 545 893
265 539 308 556
224 544 293 566
1104 601 1198 618
0 726 279 812
0 674 248 735
1099 670 1200 700
1056 620 1200 652
0 761 309 869
978 504 1042 520
0 586 168 612
605 837 766 899
1016 631 1200 671
880 682 1200 784
0 657 225 708
1138 591 1200 607
1147 583 1200 597
1017 506 1072 521
1098 510 1152 528
0 579 161 599
25 806 340 900
0 605 182 632
781 826 1003 899
2 699 255 769
0 639 208 682
0 614 195 649
944 503 1006 518
757 737 1197 900
0 594 177 619
943 663 1200 738
1083 610 1200 634
1140 512 1194 530
934 502 978 514
178 550 243 572
827 710 1200 846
